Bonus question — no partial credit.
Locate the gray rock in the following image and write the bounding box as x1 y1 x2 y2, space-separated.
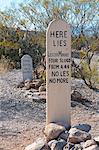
32 95 40 100
44 123 66 141
39 85 46 92
94 136 99 145
59 130 69 141
83 139 97 148
41 144 50 150
35 80 43 89
68 128 91 144
29 82 35 89
63 142 74 149
25 138 46 150
71 91 82 101
65 144 83 150
72 124 91 132
48 139 66 150
83 144 99 150
25 82 31 90
48 140 58 148
73 144 83 150
39 92 46 101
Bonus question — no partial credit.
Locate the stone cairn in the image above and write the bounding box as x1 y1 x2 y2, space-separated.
25 123 99 150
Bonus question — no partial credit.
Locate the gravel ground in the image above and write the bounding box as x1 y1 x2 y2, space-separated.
0 70 99 150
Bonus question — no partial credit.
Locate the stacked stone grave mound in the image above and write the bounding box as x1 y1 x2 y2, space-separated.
17 80 89 106
25 123 99 150
17 79 45 90
17 79 46 102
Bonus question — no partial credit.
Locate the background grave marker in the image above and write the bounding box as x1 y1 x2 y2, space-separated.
21 54 33 81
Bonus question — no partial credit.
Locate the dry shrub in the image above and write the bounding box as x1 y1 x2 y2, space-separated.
0 56 15 73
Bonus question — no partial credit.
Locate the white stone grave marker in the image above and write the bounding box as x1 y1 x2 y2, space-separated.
46 19 71 128
21 54 33 81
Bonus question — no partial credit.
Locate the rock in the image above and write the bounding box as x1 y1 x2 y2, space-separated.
58 130 69 141
48 140 58 148
94 136 99 145
33 92 40 96
25 138 46 150
71 91 82 101
63 142 74 149
48 139 66 150
39 85 46 92
72 124 91 132
44 123 66 141
68 128 91 144
24 81 35 90
64 143 83 150
17 82 24 88
41 83 46 86
39 96 46 103
32 92 46 103
41 144 50 150
39 91 46 100
25 85 31 90
25 79 31 83
32 95 41 101
25 81 31 90
35 80 43 90
83 139 97 148
74 144 83 150
83 144 99 150
29 82 35 89
32 95 46 103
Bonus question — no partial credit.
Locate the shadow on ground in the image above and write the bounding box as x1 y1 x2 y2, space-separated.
71 99 99 113
0 98 46 122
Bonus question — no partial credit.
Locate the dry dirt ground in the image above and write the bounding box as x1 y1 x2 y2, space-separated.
0 70 99 150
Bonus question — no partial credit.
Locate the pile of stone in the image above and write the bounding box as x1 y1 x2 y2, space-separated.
25 123 99 150
17 79 46 102
17 79 46 92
